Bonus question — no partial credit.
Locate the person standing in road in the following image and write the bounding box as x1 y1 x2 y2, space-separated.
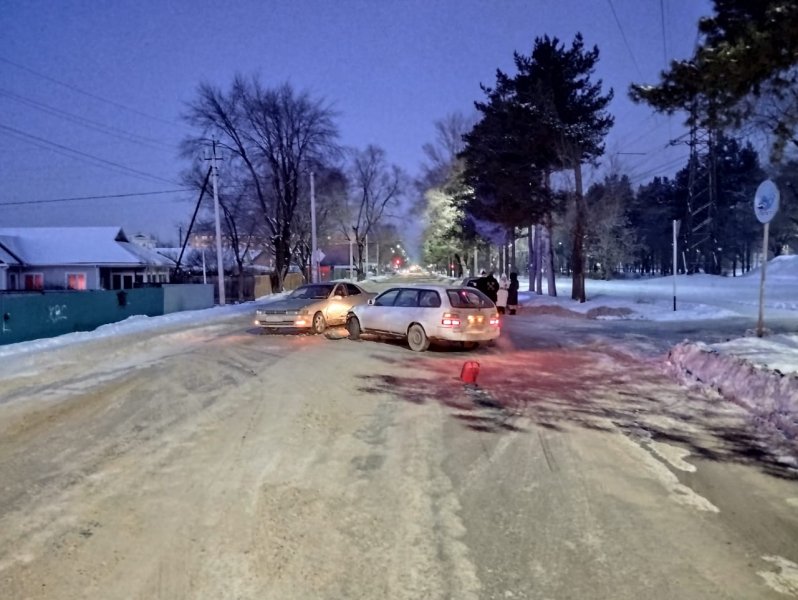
475 270 489 296
496 274 509 314
507 272 519 315
484 271 499 303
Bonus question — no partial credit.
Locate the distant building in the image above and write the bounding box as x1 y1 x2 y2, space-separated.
0 226 175 291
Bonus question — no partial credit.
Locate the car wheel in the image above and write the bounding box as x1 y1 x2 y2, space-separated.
407 324 430 352
311 312 326 334
347 316 362 340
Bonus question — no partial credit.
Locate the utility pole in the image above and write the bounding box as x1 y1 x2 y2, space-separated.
310 171 318 283
349 231 355 279
210 140 225 305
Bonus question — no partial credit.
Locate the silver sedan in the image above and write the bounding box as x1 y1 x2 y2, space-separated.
255 282 374 334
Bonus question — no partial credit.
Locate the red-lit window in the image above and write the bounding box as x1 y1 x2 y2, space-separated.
66 273 87 290
24 273 44 290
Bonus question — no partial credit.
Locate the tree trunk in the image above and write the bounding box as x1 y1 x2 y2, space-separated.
237 269 245 302
510 230 517 275
527 226 535 291
534 224 543 295
545 217 557 296
571 163 587 302
275 230 291 292
356 241 365 281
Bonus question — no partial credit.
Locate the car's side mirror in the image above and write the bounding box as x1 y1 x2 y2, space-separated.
367 298 375 305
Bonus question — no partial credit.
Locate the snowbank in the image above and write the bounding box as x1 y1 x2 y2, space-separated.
668 341 798 441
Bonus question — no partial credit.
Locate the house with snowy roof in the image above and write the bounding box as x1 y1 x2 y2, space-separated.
0 227 175 292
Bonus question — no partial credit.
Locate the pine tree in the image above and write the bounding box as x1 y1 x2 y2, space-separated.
630 0 798 161
459 34 613 301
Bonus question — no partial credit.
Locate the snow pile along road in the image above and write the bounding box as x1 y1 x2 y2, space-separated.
667 339 798 442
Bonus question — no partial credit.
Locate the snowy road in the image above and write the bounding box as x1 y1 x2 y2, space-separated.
1 308 797 599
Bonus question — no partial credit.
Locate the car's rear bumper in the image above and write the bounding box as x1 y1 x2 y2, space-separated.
429 326 500 342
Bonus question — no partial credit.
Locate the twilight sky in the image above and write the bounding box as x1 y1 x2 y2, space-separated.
1 0 712 245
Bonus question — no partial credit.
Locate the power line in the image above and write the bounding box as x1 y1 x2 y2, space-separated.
0 123 180 186
0 88 178 152
628 153 688 185
660 0 669 67
1 189 191 207
0 55 185 130
605 0 644 79
615 116 672 149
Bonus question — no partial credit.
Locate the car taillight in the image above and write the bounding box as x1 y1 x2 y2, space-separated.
489 315 500 326
441 313 461 327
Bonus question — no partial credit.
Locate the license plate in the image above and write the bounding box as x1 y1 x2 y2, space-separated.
466 314 485 330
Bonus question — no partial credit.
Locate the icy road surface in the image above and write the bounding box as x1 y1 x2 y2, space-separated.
1 309 797 599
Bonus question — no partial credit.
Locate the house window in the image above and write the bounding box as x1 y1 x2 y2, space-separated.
24 273 44 290
66 273 87 290
112 273 135 290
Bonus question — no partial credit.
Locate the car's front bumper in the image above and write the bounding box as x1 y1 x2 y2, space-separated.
254 314 312 329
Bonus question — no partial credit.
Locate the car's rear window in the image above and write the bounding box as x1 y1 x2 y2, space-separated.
418 290 441 308
446 288 494 309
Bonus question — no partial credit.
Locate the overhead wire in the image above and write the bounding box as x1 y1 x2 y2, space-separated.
660 0 669 67
615 116 674 150
0 56 194 203
605 0 644 79
1 189 191 207
0 88 179 152
0 55 186 130
0 123 181 187
627 153 689 185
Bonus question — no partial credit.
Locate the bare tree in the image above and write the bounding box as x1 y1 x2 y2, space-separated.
419 112 476 189
182 76 340 291
342 146 405 279
584 174 638 280
291 166 348 282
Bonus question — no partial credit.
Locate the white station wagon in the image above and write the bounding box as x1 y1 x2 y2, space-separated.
346 285 500 351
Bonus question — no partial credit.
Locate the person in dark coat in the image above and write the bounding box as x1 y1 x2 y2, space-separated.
475 270 489 296
507 272 519 314
484 271 499 303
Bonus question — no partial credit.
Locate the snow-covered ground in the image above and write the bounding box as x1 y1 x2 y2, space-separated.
516 255 798 374
514 255 798 442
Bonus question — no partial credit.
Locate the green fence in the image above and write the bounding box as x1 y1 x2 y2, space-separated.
0 284 213 346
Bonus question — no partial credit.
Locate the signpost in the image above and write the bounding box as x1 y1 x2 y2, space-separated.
753 180 780 337
672 219 680 311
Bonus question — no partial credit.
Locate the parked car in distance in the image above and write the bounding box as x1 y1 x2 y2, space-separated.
255 282 374 334
346 285 500 351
